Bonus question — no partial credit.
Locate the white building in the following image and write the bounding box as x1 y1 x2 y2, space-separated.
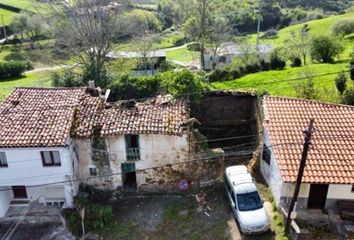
204 42 272 71
261 96 354 211
0 87 103 217
76 96 194 192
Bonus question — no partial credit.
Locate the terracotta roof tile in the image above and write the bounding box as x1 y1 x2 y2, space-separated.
101 95 189 136
264 96 354 184
0 87 103 148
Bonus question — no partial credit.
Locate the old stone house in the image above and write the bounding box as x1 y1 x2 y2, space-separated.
261 96 354 211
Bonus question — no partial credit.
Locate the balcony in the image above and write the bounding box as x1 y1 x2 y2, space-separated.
126 148 140 161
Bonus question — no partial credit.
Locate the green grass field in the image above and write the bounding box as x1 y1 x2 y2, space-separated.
212 63 350 103
166 47 199 62
0 71 52 100
0 8 17 26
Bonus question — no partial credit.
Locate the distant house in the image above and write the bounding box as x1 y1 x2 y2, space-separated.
107 50 167 76
0 87 104 217
204 42 272 71
261 96 354 212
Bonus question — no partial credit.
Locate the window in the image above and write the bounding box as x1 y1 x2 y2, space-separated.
236 191 263 211
0 152 8 167
262 144 271 165
41 151 61 167
125 135 140 161
89 167 97 176
351 185 354 192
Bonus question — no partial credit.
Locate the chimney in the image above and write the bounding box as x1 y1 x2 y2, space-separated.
88 80 95 89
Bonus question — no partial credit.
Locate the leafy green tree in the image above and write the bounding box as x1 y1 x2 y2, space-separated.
161 69 206 100
310 35 344 63
122 9 162 33
294 67 318 100
342 87 354 106
335 71 347 95
331 19 354 37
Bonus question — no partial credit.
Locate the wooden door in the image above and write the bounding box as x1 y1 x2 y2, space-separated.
307 184 329 209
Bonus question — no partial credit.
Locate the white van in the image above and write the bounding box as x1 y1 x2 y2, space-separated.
224 165 270 234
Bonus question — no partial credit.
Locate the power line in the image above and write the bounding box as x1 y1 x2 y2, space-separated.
0 141 303 191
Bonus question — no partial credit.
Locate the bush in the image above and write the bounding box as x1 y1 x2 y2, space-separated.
310 35 344 63
260 59 271 71
51 70 84 87
331 18 354 36
260 28 278 39
335 71 347 95
291 57 302 67
108 74 161 101
187 42 202 51
161 69 206 100
270 52 286 70
244 63 262 73
0 61 27 79
343 87 354 105
207 69 231 82
4 52 26 61
173 36 187 47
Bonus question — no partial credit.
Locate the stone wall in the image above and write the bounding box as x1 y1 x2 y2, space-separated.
190 91 259 149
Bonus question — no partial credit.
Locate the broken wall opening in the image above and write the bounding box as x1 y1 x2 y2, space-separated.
190 91 260 164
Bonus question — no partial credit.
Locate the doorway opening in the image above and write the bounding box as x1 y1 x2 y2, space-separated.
307 184 329 209
122 163 137 192
12 186 28 199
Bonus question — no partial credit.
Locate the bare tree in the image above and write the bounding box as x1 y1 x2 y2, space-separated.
208 18 232 70
45 0 128 87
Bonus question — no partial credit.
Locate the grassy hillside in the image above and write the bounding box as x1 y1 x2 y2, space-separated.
212 12 354 103
0 72 52 100
0 8 16 26
251 11 354 46
212 63 350 103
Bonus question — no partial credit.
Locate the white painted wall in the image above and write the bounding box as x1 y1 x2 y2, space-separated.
0 144 78 213
0 187 12 217
327 184 354 199
106 134 190 189
260 129 284 205
0 147 75 186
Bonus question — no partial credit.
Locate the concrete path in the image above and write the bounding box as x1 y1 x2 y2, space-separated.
25 64 74 74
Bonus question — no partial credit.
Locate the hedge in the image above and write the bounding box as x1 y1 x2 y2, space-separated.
0 61 27 79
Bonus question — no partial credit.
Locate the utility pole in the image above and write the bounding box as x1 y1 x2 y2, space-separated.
284 119 314 233
256 11 261 50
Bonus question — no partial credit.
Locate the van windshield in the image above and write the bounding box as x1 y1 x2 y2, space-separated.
236 191 263 211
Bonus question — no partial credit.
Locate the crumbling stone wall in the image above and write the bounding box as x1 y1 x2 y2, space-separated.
190 91 259 149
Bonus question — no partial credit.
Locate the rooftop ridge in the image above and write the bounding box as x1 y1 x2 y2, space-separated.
264 95 354 110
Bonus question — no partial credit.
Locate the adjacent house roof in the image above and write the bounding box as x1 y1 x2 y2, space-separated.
263 96 354 184
0 87 103 148
101 95 189 136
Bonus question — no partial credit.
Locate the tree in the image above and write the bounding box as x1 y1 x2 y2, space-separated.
46 0 127 87
310 35 344 63
161 69 206 100
331 19 354 37
282 25 310 66
208 17 232 70
335 71 347 95
10 13 28 41
294 67 318 100
343 87 354 106
182 0 217 70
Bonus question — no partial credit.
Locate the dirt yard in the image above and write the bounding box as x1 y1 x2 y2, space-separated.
100 184 277 240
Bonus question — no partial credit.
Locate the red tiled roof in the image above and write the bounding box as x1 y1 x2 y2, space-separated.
264 96 354 184
101 95 189 136
0 87 102 148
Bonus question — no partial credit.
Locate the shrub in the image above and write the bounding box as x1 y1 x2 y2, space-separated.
187 42 202 51
331 18 354 36
310 35 344 63
335 71 347 95
260 28 278 39
260 59 271 71
244 63 261 73
229 69 242 79
51 70 84 87
161 69 206 100
270 55 286 70
173 36 186 47
291 57 302 67
4 52 25 61
0 61 27 79
108 74 161 101
343 87 354 105
207 69 231 82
